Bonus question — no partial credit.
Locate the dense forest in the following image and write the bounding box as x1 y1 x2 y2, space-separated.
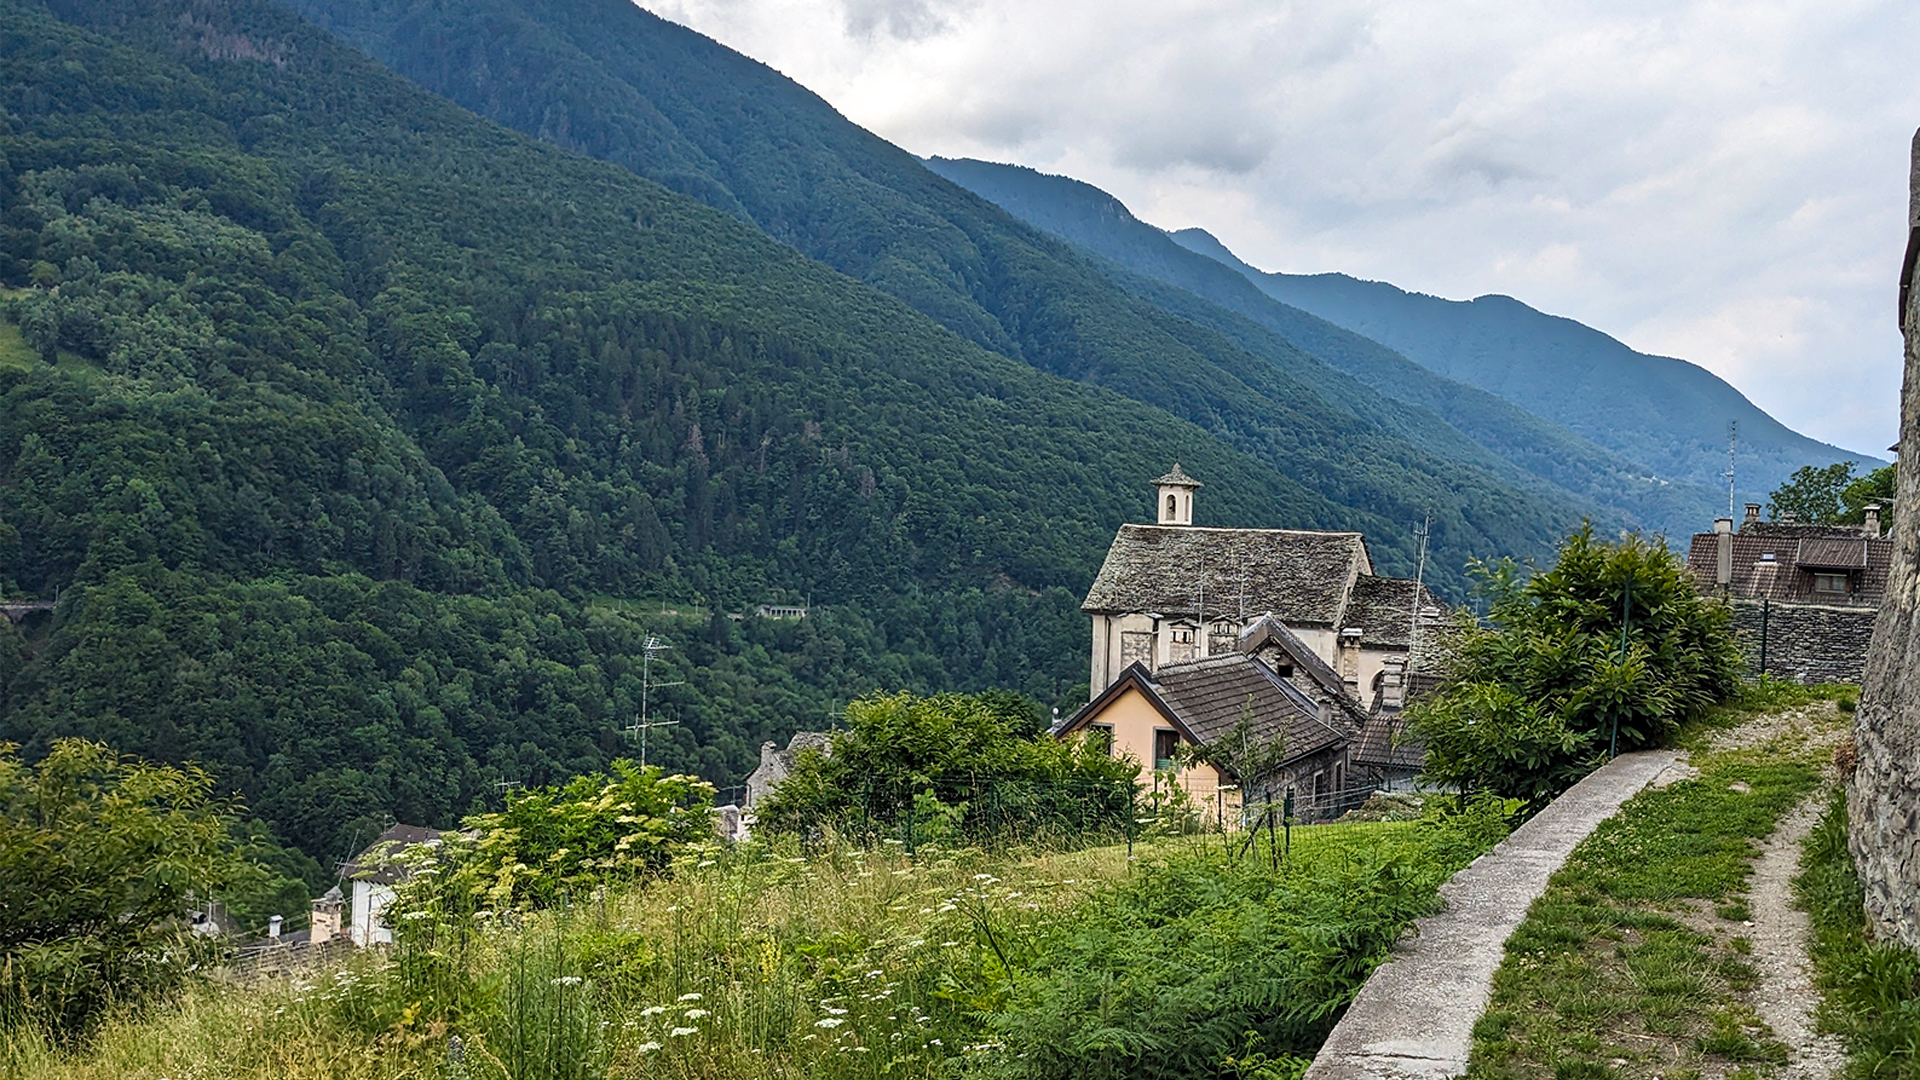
0 0 1579 872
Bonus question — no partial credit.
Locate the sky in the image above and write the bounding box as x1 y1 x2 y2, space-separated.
639 0 1918 458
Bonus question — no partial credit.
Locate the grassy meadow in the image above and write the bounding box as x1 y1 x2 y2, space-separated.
3 810 1507 1080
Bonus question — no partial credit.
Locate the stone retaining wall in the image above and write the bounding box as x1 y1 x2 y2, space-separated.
1728 598 1875 685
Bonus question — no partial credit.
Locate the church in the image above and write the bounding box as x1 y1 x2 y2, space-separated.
1081 465 1443 702
1054 465 1445 817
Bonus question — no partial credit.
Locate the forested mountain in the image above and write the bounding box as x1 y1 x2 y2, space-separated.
273 0 1595 575
0 0 1583 869
922 156 1723 539
1166 227 1876 499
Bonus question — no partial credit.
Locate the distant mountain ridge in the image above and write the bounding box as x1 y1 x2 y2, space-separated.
921 156 1732 540
1166 227 1878 495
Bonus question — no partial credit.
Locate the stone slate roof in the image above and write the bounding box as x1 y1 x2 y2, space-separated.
1353 714 1423 771
1687 528 1892 605
1342 575 1446 649
1082 525 1367 626
1796 537 1870 570
1153 463 1201 488
1237 613 1370 726
1145 655 1346 766
342 824 443 885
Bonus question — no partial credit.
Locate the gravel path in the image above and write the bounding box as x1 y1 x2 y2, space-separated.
1745 743 1848 1079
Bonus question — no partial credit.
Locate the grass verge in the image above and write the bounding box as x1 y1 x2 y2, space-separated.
1797 790 1920 1080
1467 698 1842 1080
3 806 1506 1080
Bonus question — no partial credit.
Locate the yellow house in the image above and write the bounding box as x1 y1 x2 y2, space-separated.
1055 650 1357 825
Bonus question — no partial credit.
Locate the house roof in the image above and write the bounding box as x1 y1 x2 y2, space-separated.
1341 575 1446 650
1236 613 1370 727
342 824 444 885
1152 463 1202 488
1687 528 1892 604
1057 656 1346 772
1082 524 1368 626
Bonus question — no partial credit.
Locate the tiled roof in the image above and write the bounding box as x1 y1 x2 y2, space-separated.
1147 655 1347 765
1353 714 1423 770
1082 525 1367 626
1342 575 1446 649
1687 529 1891 605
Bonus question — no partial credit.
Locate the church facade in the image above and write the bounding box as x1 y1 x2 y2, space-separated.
1081 465 1444 703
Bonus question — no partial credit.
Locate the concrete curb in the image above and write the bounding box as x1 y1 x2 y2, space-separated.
1303 750 1688 1080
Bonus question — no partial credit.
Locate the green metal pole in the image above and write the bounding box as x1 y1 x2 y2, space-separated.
1612 575 1632 759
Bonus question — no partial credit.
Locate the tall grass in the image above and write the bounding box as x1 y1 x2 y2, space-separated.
10 814 1506 1080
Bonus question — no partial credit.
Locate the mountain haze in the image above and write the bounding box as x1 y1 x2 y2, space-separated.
922 156 1728 540
1167 227 1875 499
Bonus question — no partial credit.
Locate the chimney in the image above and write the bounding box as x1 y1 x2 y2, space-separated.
1743 503 1762 529
1380 656 1408 710
1781 510 1797 525
1715 519 1733 588
1866 503 1883 538
268 915 283 944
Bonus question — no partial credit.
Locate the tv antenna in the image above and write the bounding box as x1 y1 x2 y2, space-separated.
624 635 684 768
1405 508 1432 671
1725 421 1738 517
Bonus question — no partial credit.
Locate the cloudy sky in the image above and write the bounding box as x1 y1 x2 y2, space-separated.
642 0 1917 457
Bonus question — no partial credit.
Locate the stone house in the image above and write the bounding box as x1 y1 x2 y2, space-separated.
1082 465 1447 706
1053 647 1354 825
1686 502 1891 683
743 730 832 811
340 824 443 947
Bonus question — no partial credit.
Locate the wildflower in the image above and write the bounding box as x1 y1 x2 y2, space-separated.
697 859 716 868
683 1008 710 1020
550 975 583 987
640 1005 667 1017
824 1006 849 1015
908 939 926 948
815 1018 846 1029
636 1041 662 1053
669 1026 699 1038
677 992 703 1002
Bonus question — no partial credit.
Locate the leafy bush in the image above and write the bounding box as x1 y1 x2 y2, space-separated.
393 761 714 915
1411 526 1743 807
754 692 1137 846
0 740 244 1040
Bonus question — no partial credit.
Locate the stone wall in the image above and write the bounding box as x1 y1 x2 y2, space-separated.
1727 599 1876 685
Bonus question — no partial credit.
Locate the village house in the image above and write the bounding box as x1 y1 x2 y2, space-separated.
1058 466 1447 819
340 823 443 946
1686 502 1891 683
1081 465 1446 704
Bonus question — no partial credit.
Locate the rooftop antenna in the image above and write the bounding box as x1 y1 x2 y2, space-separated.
1405 509 1432 672
624 635 685 768
1725 420 1738 517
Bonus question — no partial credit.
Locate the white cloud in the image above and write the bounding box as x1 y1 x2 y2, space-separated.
639 0 1918 455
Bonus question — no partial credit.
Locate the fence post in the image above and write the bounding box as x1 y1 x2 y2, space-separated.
1127 784 1135 862
1760 598 1770 677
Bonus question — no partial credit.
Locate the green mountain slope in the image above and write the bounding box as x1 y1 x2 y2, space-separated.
922 156 1723 539
274 0 1594 575
1167 227 1877 499
0 0 1372 861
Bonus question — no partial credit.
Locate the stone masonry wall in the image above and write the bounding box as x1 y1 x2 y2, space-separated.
1726 599 1876 685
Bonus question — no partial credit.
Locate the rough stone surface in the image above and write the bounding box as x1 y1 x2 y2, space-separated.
1850 126 1920 953
1728 599 1876 685
1302 750 1686 1080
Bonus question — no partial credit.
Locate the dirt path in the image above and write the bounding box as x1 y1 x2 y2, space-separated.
1740 704 1848 1080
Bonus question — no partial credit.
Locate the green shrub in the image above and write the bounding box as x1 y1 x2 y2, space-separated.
1412 526 1743 808
0 740 245 1040
756 692 1138 846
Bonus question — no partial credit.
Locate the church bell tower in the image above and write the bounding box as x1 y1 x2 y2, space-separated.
1153 464 1200 526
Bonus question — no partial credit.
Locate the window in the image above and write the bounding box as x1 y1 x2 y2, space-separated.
1089 724 1114 755
1814 573 1849 595
1154 728 1181 770
1273 663 1294 679
1167 494 1178 519
1170 627 1194 644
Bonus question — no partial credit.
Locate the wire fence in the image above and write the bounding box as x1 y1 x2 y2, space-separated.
761 770 1427 861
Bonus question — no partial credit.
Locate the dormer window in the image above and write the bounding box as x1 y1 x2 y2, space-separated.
1814 573 1849 595
1170 627 1195 645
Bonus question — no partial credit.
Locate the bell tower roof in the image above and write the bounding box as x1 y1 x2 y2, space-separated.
1152 463 1201 490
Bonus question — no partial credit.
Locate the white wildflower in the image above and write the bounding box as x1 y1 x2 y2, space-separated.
636 1041 662 1053
640 1005 667 1017
683 1008 710 1020
676 992 703 1002
815 1018 846 1029
669 1026 699 1038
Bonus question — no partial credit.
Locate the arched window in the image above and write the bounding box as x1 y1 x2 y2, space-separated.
1167 493 1177 519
